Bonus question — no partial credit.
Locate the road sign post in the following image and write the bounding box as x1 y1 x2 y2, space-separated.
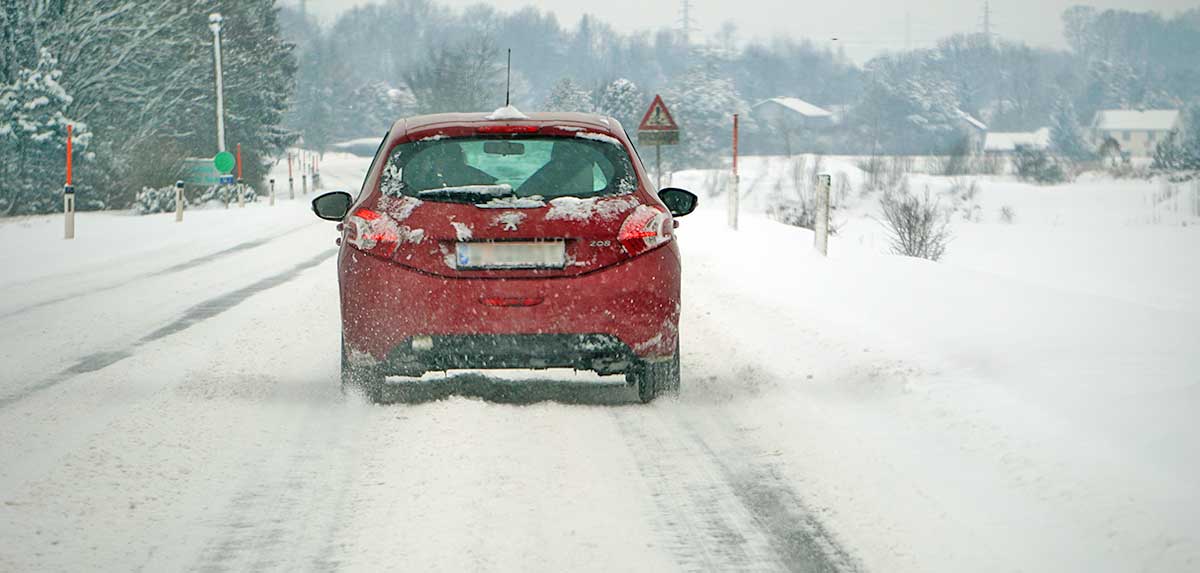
637 95 680 190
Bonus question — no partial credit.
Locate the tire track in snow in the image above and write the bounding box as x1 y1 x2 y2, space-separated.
0 222 314 321
615 407 861 572
0 248 336 410
189 403 366 573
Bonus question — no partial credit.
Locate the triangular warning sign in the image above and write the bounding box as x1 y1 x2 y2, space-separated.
638 95 679 131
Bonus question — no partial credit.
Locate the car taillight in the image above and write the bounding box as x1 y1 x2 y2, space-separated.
476 125 539 134
618 205 672 257
345 208 399 258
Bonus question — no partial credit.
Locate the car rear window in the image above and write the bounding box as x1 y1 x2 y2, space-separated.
380 136 637 202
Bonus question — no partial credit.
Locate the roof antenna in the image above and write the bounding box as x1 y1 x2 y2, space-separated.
505 48 512 107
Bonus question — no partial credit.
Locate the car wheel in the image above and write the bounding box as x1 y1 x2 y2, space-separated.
633 341 680 404
341 336 385 401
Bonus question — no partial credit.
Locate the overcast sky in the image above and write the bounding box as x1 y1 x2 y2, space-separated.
295 0 1195 62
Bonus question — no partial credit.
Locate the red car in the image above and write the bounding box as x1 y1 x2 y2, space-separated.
311 108 697 403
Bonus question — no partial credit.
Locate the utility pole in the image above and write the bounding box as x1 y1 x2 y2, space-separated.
209 13 227 153
982 1 994 45
678 0 695 47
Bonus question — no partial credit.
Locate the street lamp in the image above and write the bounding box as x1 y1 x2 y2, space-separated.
209 12 227 153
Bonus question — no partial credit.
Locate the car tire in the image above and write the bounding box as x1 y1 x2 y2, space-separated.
341 336 385 401
634 341 680 404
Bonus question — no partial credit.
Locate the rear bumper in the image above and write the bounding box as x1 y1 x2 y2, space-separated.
338 244 680 374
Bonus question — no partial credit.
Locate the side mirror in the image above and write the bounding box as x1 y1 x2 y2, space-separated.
658 188 698 217
312 191 353 221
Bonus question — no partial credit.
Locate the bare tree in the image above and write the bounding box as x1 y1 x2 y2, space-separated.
878 183 952 261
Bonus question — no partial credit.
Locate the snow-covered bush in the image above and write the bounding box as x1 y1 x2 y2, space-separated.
878 182 952 261
193 184 258 208
133 186 183 215
1014 146 1069 184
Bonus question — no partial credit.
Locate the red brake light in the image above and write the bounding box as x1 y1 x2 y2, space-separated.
618 206 672 257
346 208 400 257
353 207 381 221
476 125 539 134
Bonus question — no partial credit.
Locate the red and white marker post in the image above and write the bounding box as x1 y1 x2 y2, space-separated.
64 124 75 240
729 114 740 231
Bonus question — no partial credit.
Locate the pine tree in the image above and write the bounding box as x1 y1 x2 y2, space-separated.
0 48 90 215
1050 95 1093 160
543 78 594 113
663 63 751 168
596 78 643 129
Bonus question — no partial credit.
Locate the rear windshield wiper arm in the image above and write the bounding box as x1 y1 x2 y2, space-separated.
416 184 514 202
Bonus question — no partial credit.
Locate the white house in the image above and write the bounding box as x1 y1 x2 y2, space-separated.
955 109 989 153
984 128 1052 155
751 97 836 130
1091 110 1181 158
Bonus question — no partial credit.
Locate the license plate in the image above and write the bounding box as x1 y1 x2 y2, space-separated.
456 241 566 270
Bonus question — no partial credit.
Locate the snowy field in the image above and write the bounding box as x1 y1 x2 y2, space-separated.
1 152 1198 571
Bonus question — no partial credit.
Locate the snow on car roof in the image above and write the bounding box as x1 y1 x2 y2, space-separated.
394 111 617 136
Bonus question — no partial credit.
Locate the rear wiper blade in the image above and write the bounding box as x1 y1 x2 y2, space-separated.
417 184 513 202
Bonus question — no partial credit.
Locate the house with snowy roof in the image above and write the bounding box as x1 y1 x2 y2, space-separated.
751 97 839 154
983 128 1052 155
1091 110 1181 157
954 109 989 153
752 97 836 129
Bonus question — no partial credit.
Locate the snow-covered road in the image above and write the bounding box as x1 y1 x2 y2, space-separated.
1 154 1197 572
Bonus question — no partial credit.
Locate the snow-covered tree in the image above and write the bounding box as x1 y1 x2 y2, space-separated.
407 37 505 114
0 48 90 215
542 77 594 113
663 63 751 168
1049 95 1093 160
596 78 643 129
1153 106 1200 171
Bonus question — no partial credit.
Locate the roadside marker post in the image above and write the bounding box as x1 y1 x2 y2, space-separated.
175 180 185 222
288 153 295 199
64 124 75 240
637 95 680 192
815 174 831 256
313 155 320 190
269 178 276 206
729 114 740 231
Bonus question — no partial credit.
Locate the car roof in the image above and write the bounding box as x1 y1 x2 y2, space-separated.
393 111 620 136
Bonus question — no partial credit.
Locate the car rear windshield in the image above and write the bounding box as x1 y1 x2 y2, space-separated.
380 136 637 203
